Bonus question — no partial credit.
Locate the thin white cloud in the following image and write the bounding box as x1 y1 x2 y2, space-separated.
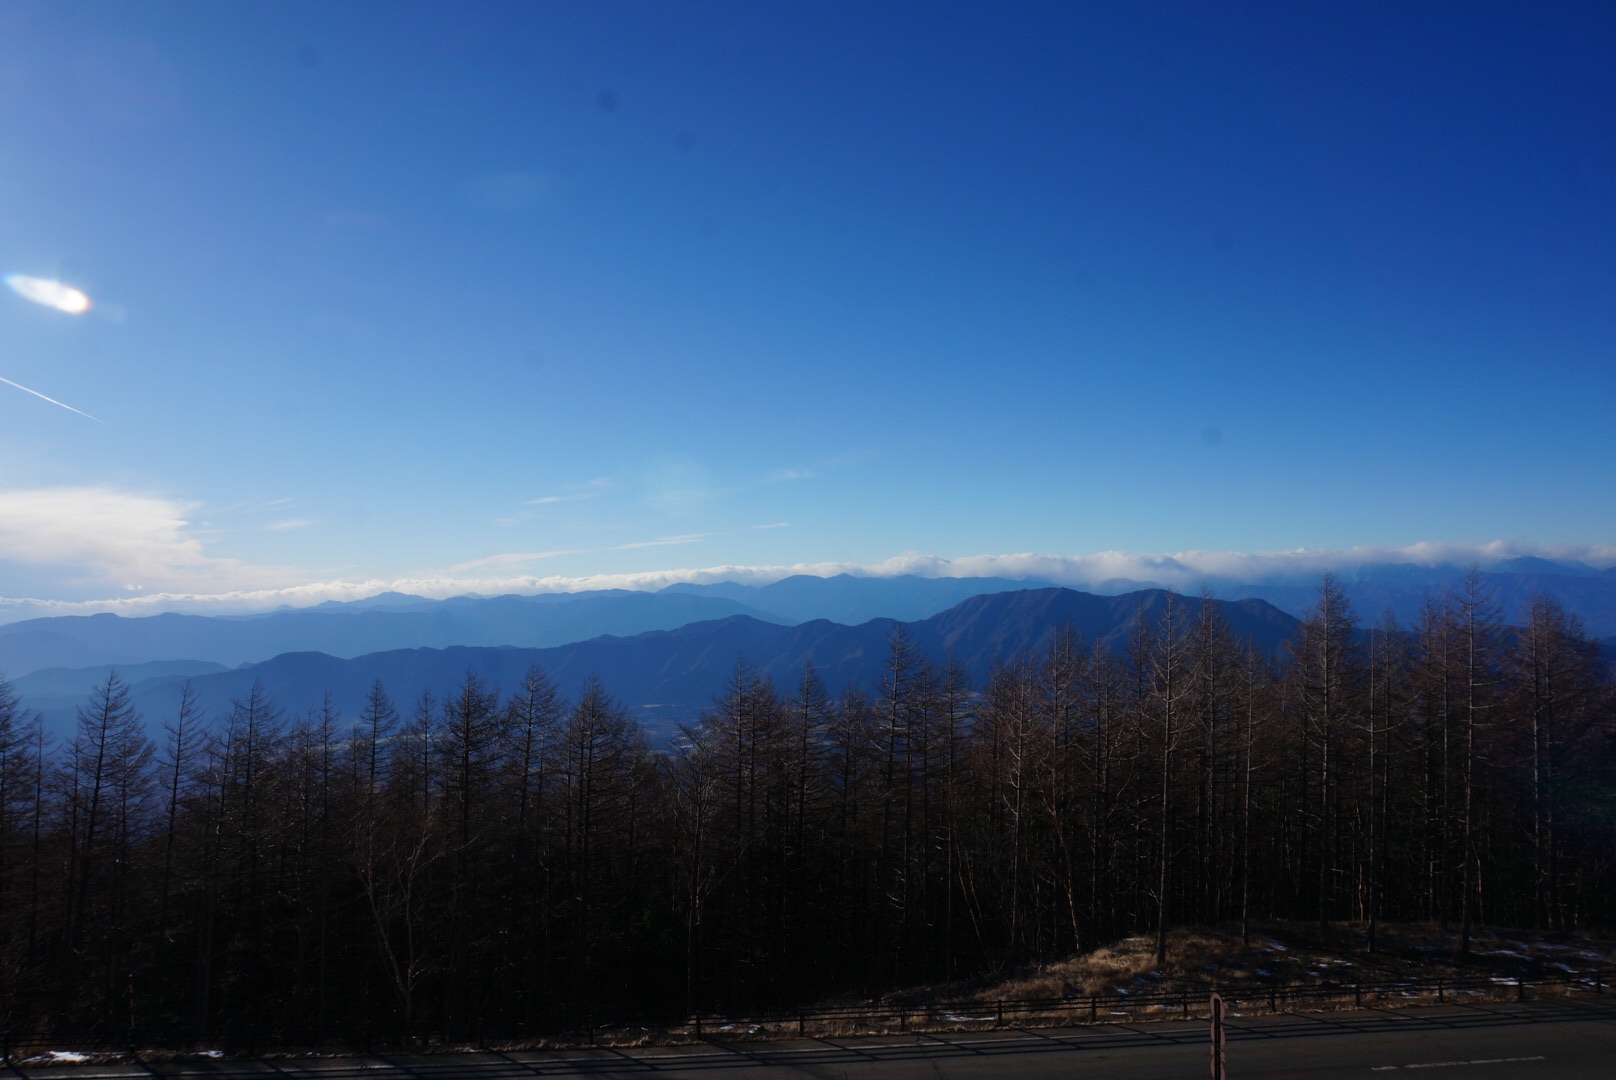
752 522 789 530
232 497 295 513
767 467 815 483
267 519 313 532
614 533 709 550
449 550 578 574
526 477 613 505
838 542 1616 589
643 456 713 515
3 538 1613 625
527 493 594 506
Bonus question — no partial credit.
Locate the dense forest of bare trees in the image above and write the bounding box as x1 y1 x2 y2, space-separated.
0 574 1611 1039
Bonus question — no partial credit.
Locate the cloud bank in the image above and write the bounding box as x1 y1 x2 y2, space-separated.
0 486 292 604
2 531 1613 624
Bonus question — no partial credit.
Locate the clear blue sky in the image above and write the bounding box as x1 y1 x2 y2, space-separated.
2 1 1613 613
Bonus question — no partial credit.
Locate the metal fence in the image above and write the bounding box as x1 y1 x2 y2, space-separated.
678 968 1609 1038
2 967 1609 1065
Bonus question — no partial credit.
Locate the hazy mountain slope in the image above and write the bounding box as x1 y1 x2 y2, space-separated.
662 573 1061 624
0 591 785 676
13 659 230 699
0 629 133 676
115 588 1302 746
0 576 1050 678
661 562 1616 635
9 561 1609 683
920 588 1297 667
12 660 230 727
1226 568 1616 637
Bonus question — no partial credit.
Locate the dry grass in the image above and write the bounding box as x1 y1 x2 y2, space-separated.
982 930 1243 999
878 922 1616 1007
24 923 1612 1063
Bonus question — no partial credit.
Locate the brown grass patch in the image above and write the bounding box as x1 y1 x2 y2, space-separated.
878 922 1616 1008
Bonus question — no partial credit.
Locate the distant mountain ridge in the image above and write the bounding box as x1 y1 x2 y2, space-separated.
1223 565 1616 637
76 587 1299 746
673 562 1616 637
11 660 230 722
0 575 1049 679
661 573 1060 625
0 591 786 676
5 562 1612 684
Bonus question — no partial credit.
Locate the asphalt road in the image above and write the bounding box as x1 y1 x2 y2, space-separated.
12 998 1616 1079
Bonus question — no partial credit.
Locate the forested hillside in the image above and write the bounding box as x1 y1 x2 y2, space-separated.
0 573 1610 1040
85 587 1298 745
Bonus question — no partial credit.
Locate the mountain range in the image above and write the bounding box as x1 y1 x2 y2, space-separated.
0 590 782 675
19 587 1298 745
7 558 1614 745
7 561 1614 684
1221 559 1616 637
0 575 1062 678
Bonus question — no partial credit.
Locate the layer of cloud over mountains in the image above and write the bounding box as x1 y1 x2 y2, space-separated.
4 561 1613 745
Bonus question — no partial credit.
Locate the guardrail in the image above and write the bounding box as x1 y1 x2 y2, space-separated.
674 968 1609 1038
2 967 1609 1064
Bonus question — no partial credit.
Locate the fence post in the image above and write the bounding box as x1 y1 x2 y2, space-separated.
1090 996 1097 1023
1437 979 1444 1003
995 1001 1003 1028
1517 978 1526 1002
1355 984 1361 1007
1269 987 1277 1012
1181 994 1189 1019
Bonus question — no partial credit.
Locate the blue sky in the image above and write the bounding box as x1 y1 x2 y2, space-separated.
1 1 1613 615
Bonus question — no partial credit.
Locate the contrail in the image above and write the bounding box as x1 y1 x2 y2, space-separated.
0 374 101 422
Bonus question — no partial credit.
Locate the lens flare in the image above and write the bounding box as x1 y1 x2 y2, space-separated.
5 273 92 314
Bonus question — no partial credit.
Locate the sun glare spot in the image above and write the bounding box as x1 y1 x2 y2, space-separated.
5 273 92 314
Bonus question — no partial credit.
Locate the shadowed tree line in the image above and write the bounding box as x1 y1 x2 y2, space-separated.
0 573 1611 1040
